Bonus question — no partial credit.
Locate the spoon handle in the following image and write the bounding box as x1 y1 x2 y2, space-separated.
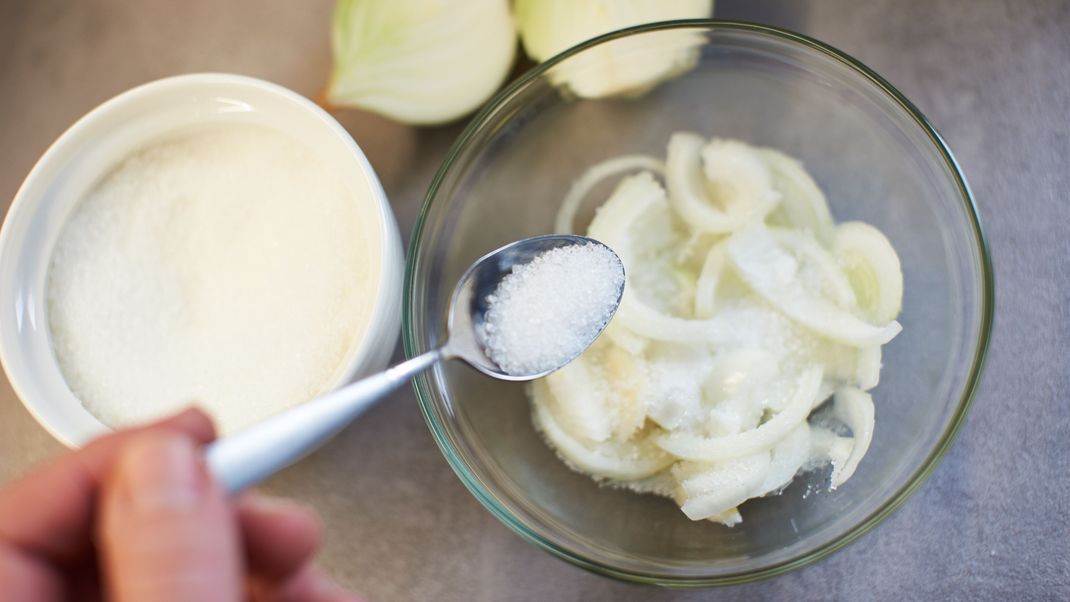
206 348 444 494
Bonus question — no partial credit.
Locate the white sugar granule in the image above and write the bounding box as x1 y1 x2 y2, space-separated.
479 244 624 376
47 125 376 434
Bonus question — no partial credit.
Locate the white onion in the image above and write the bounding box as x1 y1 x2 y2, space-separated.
515 0 712 98
830 386 876 488
532 381 672 480
760 148 835 245
554 155 665 235
654 367 823 461
726 224 901 348
328 0 515 124
527 133 904 524
666 133 777 233
834 221 904 323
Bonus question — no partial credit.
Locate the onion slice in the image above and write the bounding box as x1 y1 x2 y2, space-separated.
771 228 856 309
666 133 778 234
754 423 812 497
693 241 727 318
554 155 665 234
527 133 903 524
830 386 875 488
588 172 726 342
543 355 613 443
655 367 823 461
810 427 854 479
727 223 901 347
532 381 673 480
834 221 904 324
673 453 772 521
760 148 835 245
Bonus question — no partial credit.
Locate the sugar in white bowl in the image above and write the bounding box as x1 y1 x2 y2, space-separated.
47 124 380 434
0 73 402 444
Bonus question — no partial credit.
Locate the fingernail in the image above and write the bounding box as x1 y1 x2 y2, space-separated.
116 435 204 514
163 406 217 437
171 406 208 423
245 493 309 515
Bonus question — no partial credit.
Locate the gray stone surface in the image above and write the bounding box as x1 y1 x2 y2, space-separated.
1 0 1067 599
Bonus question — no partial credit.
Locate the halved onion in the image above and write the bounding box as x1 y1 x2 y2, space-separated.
328 0 515 124
516 0 713 98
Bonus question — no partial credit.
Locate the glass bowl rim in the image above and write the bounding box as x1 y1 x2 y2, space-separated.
402 18 995 587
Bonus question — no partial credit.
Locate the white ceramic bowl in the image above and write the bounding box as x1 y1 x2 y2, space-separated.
0 73 403 447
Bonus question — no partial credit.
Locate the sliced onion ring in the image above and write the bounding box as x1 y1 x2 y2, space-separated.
727 224 901 348
830 386 875 488
554 154 666 234
655 367 823 461
532 381 673 481
666 133 777 234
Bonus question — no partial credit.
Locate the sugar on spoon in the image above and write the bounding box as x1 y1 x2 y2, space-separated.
206 234 624 493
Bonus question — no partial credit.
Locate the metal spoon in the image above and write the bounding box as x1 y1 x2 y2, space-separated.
206 234 624 493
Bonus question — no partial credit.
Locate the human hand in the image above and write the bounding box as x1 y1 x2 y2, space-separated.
0 408 363 602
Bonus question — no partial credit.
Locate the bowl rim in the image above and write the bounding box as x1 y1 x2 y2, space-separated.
403 19 995 586
0 72 403 447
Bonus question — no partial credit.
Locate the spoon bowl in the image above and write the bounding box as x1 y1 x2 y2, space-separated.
447 234 624 380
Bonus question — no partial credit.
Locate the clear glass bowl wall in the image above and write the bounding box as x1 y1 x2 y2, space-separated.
405 22 991 585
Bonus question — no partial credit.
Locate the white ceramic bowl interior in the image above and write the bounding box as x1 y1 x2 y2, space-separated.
0 73 403 447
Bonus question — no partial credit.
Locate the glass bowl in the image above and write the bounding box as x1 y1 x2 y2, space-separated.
404 20 993 586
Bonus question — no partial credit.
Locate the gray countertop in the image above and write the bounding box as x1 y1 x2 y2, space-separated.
1 1 1068 599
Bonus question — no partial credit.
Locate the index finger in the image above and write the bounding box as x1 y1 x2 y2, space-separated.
0 408 215 565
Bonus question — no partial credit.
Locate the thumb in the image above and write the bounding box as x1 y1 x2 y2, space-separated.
99 432 242 602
